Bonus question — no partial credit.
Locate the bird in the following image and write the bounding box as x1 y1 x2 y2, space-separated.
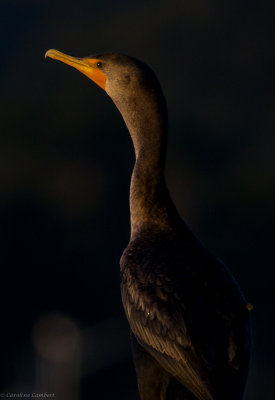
45 49 252 400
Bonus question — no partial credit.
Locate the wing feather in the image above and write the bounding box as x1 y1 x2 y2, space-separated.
121 267 213 400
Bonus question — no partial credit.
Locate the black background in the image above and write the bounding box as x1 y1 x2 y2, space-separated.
1 1 274 399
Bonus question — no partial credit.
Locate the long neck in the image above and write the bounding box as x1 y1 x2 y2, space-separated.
113 87 177 237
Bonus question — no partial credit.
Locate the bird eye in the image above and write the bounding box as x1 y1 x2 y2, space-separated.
97 61 103 68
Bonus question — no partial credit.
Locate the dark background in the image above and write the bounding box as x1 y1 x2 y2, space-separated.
1 1 274 399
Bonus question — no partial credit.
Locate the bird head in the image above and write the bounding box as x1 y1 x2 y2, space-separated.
45 49 164 110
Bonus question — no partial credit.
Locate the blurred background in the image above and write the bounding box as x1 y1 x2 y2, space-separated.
0 0 274 399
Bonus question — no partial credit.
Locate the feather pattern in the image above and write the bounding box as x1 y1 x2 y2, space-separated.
120 229 251 400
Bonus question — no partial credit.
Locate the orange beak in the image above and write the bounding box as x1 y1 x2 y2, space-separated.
45 49 106 91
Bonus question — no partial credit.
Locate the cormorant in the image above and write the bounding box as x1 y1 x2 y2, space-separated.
45 50 251 400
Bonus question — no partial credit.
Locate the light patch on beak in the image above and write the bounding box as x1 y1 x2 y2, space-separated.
45 49 106 91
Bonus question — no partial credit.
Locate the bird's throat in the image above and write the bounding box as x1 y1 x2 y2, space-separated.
117 100 172 236
110 79 177 236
